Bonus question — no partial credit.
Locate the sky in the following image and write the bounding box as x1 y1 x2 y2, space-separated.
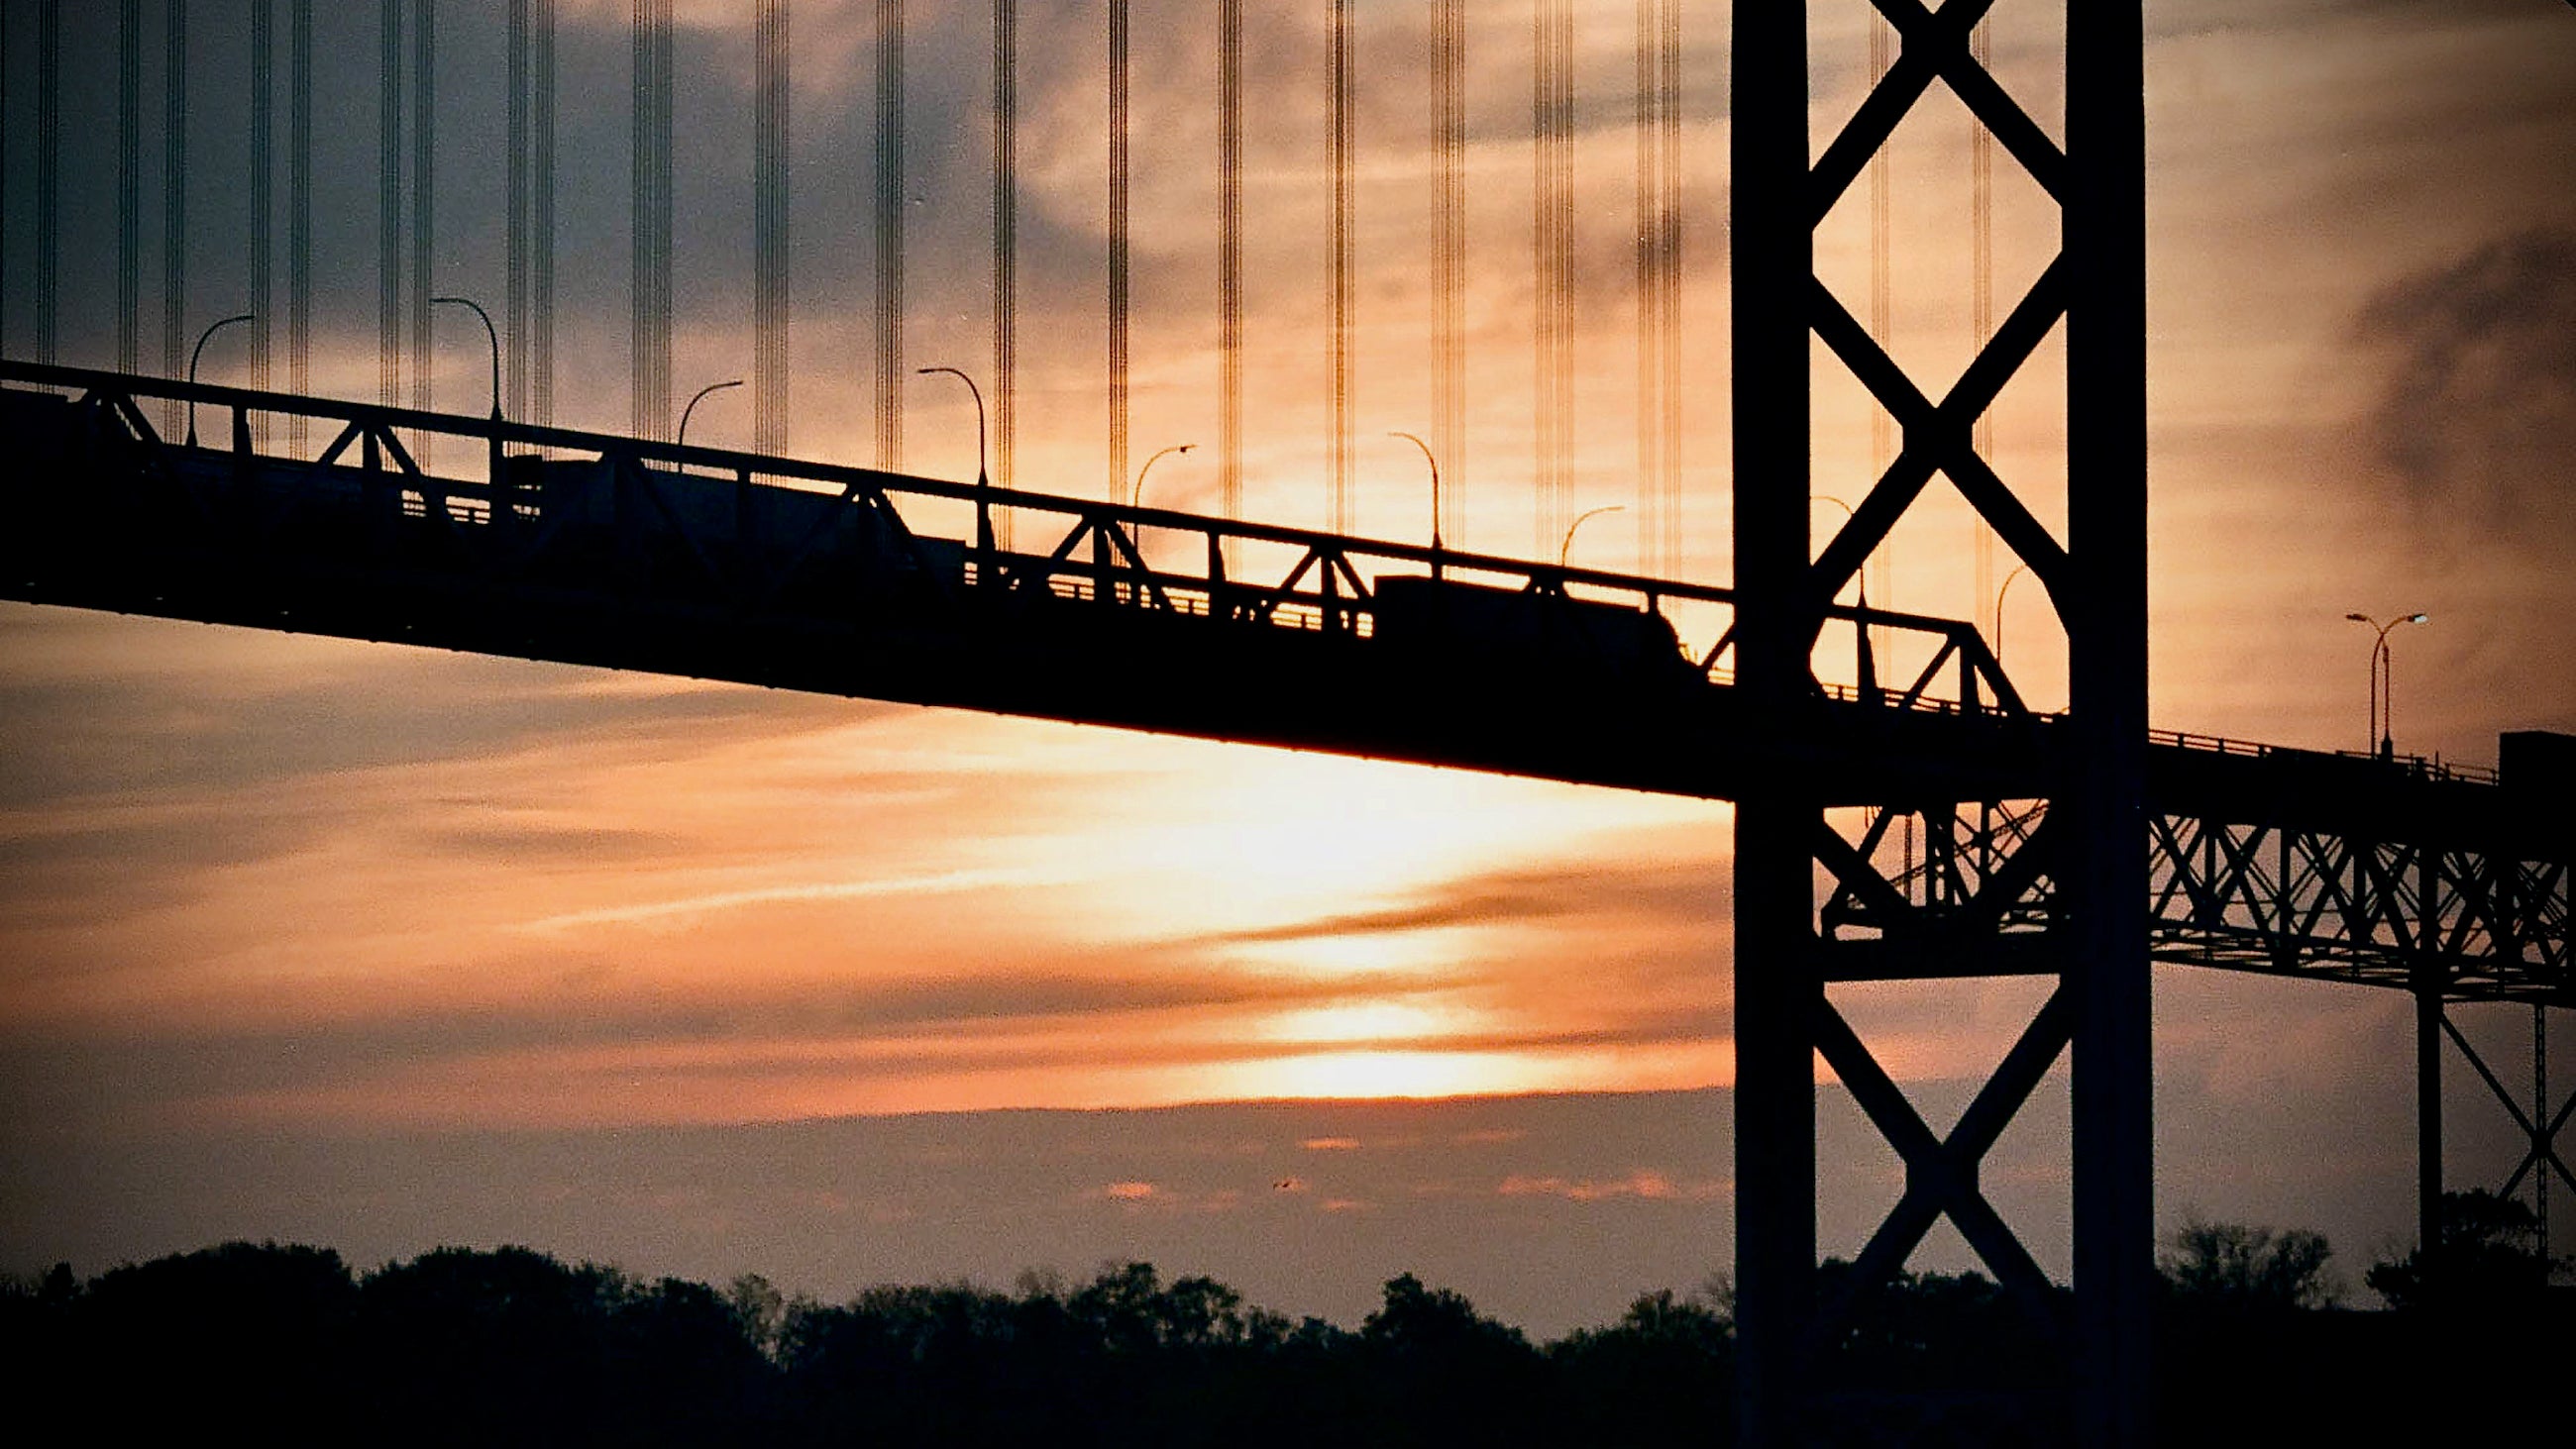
1 0 2573 1332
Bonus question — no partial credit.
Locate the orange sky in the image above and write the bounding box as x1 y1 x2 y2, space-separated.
2 0 2572 1312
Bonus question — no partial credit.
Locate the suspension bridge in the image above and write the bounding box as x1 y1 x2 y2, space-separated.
2 3 2570 1446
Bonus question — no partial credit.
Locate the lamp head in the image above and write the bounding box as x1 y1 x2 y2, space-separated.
2344 613 2371 623
2407 612 2428 624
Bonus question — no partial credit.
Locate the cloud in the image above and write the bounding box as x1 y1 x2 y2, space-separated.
513 866 1065 934
1495 1169 1723 1203
1200 853 1723 947
2358 227 2576 557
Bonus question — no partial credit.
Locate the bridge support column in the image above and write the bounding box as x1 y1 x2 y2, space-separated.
1729 4 1814 1444
2416 981 2443 1285
2066 2 2154 1442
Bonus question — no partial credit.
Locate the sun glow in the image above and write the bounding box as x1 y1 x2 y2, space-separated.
1255 999 1480 1046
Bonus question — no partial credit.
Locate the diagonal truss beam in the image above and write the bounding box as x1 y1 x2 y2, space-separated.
1806 261 2071 619
1809 0 2068 221
2442 1015 2576 1198
1810 983 2074 1349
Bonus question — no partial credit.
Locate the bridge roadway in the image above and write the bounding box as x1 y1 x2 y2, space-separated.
0 362 2565 1011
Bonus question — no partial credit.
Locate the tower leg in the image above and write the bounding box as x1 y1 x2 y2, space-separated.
2416 983 2443 1279
2066 4 2153 1443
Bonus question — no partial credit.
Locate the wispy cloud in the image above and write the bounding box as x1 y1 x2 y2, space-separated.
515 867 1063 934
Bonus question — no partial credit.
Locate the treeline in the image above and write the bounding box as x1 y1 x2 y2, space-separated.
0 1248 1722 1449
1 1190 2563 1447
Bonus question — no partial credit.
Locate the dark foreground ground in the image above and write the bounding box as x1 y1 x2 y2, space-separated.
3 1230 2565 1446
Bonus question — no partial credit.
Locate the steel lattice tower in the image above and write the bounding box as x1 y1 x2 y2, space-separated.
1730 3 2150 1443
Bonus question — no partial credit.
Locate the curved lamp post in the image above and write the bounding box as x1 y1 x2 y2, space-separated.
679 378 745 452
1559 504 1625 568
185 312 256 446
1389 431 1443 572
2346 611 2428 759
431 296 501 421
1995 563 2034 668
916 366 993 553
1130 444 1195 510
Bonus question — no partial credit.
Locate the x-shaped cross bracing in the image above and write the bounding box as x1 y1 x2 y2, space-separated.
1808 983 2075 1355
2440 1014 2576 1201
1801 0 2073 639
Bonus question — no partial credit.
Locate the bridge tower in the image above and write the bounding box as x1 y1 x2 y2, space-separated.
1731 3 2148 1443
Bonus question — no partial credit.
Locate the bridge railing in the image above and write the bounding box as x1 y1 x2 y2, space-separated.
6 359 2027 719
2144 725 2500 785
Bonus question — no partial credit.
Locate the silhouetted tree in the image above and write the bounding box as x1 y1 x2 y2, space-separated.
2366 1189 2559 1310
1551 1288 1735 1445
357 1246 631 1447
1357 1273 1549 1445
67 1241 360 1444
2159 1216 2338 1309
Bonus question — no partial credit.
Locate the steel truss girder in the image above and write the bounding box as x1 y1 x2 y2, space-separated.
2144 815 2572 1004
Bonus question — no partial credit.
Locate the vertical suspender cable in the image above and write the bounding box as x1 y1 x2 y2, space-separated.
632 0 646 435
633 0 672 441
1662 0 1682 576
1867 15 1891 642
1218 0 1240 542
1531 0 1548 557
754 0 790 455
1867 16 1908 875
1633 0 1656 573
1647 0 1681 578
1106 0 1127 499
120 0 143 374
379 0 400 413
508 0 529 423
1532 0 1571 557
875 0 904 468
35 0 61 363
251 0 273 442
1546 0 1565 558
992 0 1016 544
1328 0 1353 534
3 10 9 349
413 0 434 462
164 0 188 435
1434 0 1463 551
1973 16 1997 637
531 0 553 431
289 0 311 452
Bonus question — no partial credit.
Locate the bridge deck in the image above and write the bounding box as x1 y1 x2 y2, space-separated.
0 362 2563 1006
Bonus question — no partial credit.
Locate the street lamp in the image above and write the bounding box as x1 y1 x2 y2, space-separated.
914 367 989 488
679 378 744 452
1389 431 1443 572
916 366 993 552
1560 504 1625 568
1995 563 2033 667
185 312 255 446
1130 444 1195 510
431 296 501 421
2345 611 2428 760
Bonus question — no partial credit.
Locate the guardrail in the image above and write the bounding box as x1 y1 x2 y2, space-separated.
2145 726 2499 785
